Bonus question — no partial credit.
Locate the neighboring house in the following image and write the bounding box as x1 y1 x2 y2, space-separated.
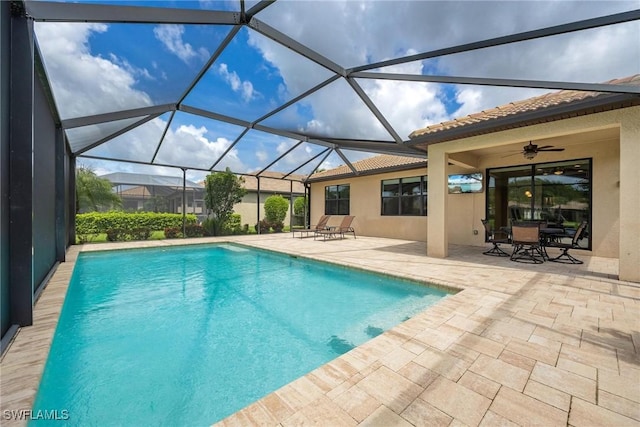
308 75 640 282
101 172 206 215
235 172 306 228
103 171 306 226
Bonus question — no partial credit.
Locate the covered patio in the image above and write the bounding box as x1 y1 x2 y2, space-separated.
1 234 637 425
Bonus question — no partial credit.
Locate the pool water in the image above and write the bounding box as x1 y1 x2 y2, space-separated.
31 244 448 426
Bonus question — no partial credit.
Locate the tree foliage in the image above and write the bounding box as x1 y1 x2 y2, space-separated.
204 168 247 236
264 195 289 226
293 196 307 216
76 166 122 213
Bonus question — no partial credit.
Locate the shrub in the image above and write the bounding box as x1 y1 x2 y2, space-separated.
201 218 216 236
224 213 243 235
264 195 289 225
130 227 152 241
106 228 129 241
164 227 182 239
293 196 307 216
184 224 204 238
256 219 272 233
76 212 197 235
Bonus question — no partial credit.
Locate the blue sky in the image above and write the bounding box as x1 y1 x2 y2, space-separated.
33 0 640 181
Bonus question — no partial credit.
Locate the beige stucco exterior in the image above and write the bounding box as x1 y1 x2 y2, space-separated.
234 191 304 228
310 106 640 282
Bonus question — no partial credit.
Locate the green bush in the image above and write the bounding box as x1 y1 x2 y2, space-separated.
256 219 272 233
76 212 197 235
184 224 204 238
224 213 243 235
264 195 288 232
164 227 182 239
130 227 152 241
202 213 243 236
106 228 129 242
293 196 307 216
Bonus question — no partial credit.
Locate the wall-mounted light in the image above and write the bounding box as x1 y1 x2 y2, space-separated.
525 190 532 198
553 168 563 175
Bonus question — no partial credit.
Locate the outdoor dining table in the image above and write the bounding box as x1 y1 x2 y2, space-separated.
539 227 566 259
501 224 567 261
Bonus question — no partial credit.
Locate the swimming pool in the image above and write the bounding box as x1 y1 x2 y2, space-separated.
31 243 448 426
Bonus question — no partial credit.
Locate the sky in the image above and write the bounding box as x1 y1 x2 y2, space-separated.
33 0 640 182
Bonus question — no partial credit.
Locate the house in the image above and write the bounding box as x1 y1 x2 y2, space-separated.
308 75 640 282
102 171 306 226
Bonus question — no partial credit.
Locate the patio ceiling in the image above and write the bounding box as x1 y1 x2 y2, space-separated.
21 0 640 182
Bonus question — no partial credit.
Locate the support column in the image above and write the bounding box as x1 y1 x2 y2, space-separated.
68 157 76 246
55 127 66 262
257 177 261 234
9 11 34 326
426 145 448 258
181 168 186 237
619 108 640 282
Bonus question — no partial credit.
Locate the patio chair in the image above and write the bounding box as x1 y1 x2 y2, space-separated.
510 222 544 264
315 215 356 240
292 215 330 238
546 221 588 264
481 219 510 257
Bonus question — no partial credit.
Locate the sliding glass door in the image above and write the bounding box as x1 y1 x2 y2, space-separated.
487 159 591 249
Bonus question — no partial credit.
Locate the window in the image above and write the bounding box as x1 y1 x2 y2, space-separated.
325 184 350 215
381 176 427 216
487 159 591 250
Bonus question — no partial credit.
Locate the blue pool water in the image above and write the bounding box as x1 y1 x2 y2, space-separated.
32 244 448 426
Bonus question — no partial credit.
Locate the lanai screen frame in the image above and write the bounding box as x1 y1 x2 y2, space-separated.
2 0 639 347
22 0 640 182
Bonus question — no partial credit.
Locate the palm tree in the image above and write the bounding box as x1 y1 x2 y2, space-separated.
76 166 122 213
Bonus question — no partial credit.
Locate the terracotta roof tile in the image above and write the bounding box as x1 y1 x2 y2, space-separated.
309 154 426 181
409 75 640 139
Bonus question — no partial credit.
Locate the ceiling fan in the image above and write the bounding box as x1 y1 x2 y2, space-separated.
520 142 565 160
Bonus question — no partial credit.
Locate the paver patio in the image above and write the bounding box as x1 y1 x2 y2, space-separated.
1 234 638 426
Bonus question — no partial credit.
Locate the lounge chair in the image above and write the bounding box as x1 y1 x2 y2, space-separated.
481 219 510 257
546 221 588 264
510 222 544 264
314 215 356 240
292 215 330 238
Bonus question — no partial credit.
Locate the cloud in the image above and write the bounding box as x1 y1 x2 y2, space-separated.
153 25 210 63
85 118 247 172
252 1 640 140
218 63 259 102
35 22 153 119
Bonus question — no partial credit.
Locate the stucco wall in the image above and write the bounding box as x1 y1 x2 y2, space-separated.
310 169 429 241
234 192 303 227
310 108 631 259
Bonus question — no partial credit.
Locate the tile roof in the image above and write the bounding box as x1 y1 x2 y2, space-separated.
409 75 640 141
242 172 306 193
308 154 426 181
308 76 638 182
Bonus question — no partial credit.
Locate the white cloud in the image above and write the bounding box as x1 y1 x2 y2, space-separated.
153 25 210 63
35 22 153 119
218 63 259 102
253 1 639 140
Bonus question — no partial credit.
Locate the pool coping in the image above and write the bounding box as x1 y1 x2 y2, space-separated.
1 234 638 426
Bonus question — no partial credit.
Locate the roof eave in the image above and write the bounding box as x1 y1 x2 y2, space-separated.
406 93 640 149
307 161 428 183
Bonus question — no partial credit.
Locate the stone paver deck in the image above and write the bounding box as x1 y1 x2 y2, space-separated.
1 234 638 426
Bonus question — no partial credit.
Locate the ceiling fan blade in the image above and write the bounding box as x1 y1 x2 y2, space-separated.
536 145 554 150
538 148 565 152
501 152 522 158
